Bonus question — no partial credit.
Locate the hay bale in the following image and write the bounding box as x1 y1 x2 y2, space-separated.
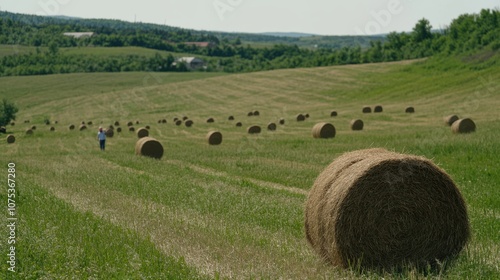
129 126 135 132
206 118 215 123
248 112 254 117
69 124 75 130
451 118 476 134
253 110 260 116
25 129 33 135
145 125 151 130
305 149 470 270
55 121 58 124
405 107 415 113
127 121 134 127
162 119 167 124
279 118 285 125
157 120 162 124
444 115 459 126
330 111 338 117
350 119 364 131
185 120 194 127
173 117 179 122
6 134 15 144
312 122 336 139
228 116 235 121
105 128 114 137
247 125 261 134
296 114 306 122
236 122 243 127
362 106 372 113
0 126 6 133
374 105 383 113
31 125 37 130
175 120 182 126
116 127 122 133
81 121 85 125
207 131 223 145
114 121 120 126
45 120 50 125
135 137 164 159
87 121 93 125
79 124 87 131
305 113 310 118
135 120 140 125
137 127 149 138
183 116 189 121
267 123 277 131
10 122 15 126
108 125 115 130
50 126 55 131
24 120 30 123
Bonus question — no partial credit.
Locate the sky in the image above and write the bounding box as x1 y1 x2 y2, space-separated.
0 0 498 35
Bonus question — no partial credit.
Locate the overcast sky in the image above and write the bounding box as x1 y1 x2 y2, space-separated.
0 0 498 35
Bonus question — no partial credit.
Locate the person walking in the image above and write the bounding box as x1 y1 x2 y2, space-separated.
97 127 106 151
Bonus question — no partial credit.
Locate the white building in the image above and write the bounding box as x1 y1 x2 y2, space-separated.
63 32 95 39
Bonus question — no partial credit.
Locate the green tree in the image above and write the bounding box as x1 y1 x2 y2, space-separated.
0 99 19 127
413 18 433 43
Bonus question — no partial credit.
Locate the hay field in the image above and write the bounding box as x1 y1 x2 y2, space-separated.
1 55 499 279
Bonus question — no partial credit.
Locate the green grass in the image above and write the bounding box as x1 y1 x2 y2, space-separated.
1 52 499 279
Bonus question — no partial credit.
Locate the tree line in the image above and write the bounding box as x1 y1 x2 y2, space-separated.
0 8 498 76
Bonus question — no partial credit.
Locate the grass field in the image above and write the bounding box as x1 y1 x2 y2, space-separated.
1 51 499 279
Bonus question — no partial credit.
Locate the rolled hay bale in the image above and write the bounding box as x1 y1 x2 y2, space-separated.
157 120 162 124
444 115 459 126
79 124 87 131
175 120 182 126
362 106 372 113
206 118 215 123
253 110 260 116
87 121 93 125
162 119 167 124
50 126 55 132
116 127 122 133
247 125 261 134
267 123 277 131
114 121 120 126
330 111 338 117
6 134 15 144
55 121 58 124
405 107 415 113
24 120 30 123
137 127 149 138
305 113 310 118
305 148 470 271
350 119 364 131
31 125 37 130
0 126 6 133
127 121 134 127
183 116 189 121
228 116 235 121
145 125 151 130
81 121 85 125
374 105 383 113
451 118 476 134
247 112 254 117
173 117 179 122
25 129 33 135
279 118 285 125
296 114 306 122
207 131 223 145
236 122 243 127
105 128 114 138
45 120 50 125
69 124 75 130
312 122 336 139
10 122 15 126
135 120 140 125
129 126 135 132
135 137 164 159
185 120 194 127
108 125 115 130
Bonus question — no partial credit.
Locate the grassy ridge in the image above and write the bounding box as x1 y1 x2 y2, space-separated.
1 52 499 279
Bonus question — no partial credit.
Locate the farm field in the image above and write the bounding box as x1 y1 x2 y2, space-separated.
1 53 499 279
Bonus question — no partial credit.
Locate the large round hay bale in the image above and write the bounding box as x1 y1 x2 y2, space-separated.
24 120 30 123
247 112 254 117
253 110 260 116
173 117 179 122
25 129 33 135
444 115 459 126
207 131 223 145
127 121 134 127
362 106 372 113
69 124 75 130
267 123 277 131
185 120 194 127
330 111 338 117
145 125 151 130
129 126 135 132
79 124 87 131
87 121 93 125
45 120 50 125
114 121 120 126
279 118 285 125
312 122 336 139
137 127 149 138
108 125 115 130
236 122 243 127
135 137 164 159
10 122 15 126
50 126 55 131
135 120 140 125
31 125 37 130
451 118 476 134
247 125 261 134
161 119 167 124
305 113 310 118
374 105 383 113
105 128 114 137
206 118 215 123
350 119 364 131
116 127 122 133
296 114 306 122
175 120 182 126
228 116 235 121
305 149 470 270
6 134 15 144
405 107 415 113
0 126 6 133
